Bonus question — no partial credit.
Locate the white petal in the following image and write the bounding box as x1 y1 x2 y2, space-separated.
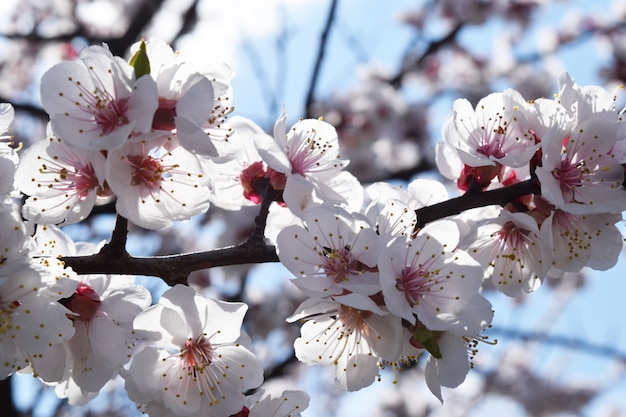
89 315 129 366
175 116 217 156
202 298 247 345
334 352 380 391
101 284 151 323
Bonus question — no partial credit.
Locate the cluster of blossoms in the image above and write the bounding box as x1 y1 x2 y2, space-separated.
1 36 626 415
1 38 310 416
437 75 626 294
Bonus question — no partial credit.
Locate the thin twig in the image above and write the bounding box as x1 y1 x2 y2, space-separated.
517 20 626 65
415 178 540 229
388 23 463 89
248 181 281 244
304 0 340 118
488 326 626 362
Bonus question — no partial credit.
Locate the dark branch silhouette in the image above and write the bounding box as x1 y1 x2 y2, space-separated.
61 178 541 282
61 240 280 286
62 180 282 284
0 377 20 417
415 178 540 229
305 0 340 118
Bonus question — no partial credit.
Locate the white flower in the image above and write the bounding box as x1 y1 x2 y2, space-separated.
435 137 464 182
540 209 623 275
0 222 78 382
535 73 626 214
364 178 449 243
125 284 263 417
257 110 363 217
378 220 483 329
366 197 416 243
0 197 34 275
58 275 150 402
557 72 620 122
205 116 270 210
277 204 381 298
406 178 450 208
364 184 417 243
106 134 212 229
536 119 626 214
15 124 108 225
443 89 538 169
468 210 545 296
42 228 152 406
40 44 158 151
288 296 403 391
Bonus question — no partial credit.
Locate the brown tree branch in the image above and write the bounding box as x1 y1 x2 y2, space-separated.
62 179 282 285
61 178 541 282
61 240 279 286
415 178 540 229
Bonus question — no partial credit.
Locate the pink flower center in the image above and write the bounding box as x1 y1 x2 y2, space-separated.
231 407 250 417
497 221 531 250
239 163 287 204
180 335 214 370
58 163 99 199
321 246 362 283
476 137 506 160
551 209 577 229
94 97 130 135
337 305 371 331
288 132 333 175
470 108 529 160
127 154 166 192
63 282 101 321
266 167 287 191
551 159 588 201
395 265 434 306
457 163 502 191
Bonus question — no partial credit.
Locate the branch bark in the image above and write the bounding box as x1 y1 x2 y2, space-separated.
61 240 279 286
415 178 540 229
61 178 541 282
